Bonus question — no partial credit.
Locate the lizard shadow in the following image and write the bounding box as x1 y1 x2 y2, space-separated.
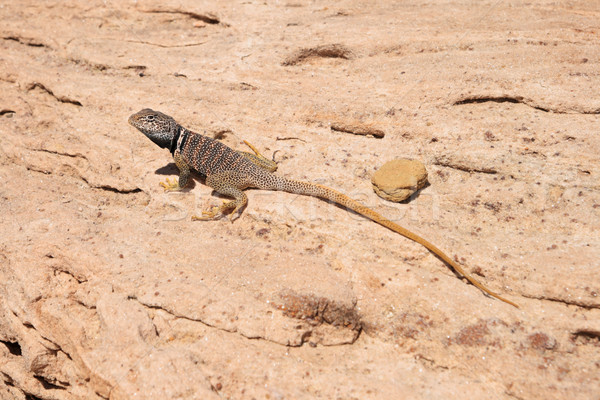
155 163 201 189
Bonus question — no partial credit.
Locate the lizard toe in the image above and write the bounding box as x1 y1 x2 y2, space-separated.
159 178 180 192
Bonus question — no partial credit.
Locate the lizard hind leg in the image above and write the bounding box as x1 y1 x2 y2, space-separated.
237 140 278 172
191 172 249 222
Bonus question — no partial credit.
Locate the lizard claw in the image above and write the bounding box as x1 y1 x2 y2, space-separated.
191 214 211 221
159 178 180 192
192 202 226 221
192 200 241 222
191 207 220 221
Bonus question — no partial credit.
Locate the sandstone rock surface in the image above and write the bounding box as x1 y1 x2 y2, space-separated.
1 1 599 399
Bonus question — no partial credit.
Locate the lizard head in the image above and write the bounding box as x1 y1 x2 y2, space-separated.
128 108 177 149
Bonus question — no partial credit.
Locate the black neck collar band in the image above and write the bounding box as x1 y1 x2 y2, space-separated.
169 126 182 154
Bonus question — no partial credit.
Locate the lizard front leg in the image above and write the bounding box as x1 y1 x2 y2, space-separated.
160 151 191 191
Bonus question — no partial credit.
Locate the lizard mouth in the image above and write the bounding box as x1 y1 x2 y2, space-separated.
127 114 138 127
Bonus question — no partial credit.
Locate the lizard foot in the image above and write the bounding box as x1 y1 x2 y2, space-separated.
191 201 229 221
191 206 222 221
159 178 181 192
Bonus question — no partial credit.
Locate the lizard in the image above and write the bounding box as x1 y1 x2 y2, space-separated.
128 108 519 308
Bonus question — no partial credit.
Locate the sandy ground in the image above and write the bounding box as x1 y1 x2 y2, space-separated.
1 1 599 399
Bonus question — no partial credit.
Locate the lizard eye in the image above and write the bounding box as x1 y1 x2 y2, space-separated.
146 115 155 121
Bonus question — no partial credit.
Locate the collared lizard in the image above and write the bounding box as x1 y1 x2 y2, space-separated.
128 108 518 308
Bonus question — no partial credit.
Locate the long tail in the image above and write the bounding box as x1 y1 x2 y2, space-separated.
261 174 518 308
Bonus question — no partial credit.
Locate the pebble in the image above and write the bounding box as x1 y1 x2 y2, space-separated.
371 159 428 202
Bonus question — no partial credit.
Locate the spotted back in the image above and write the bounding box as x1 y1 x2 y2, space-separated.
178 129 256 177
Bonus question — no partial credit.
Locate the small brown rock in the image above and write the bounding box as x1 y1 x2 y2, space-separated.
371 159 428 202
